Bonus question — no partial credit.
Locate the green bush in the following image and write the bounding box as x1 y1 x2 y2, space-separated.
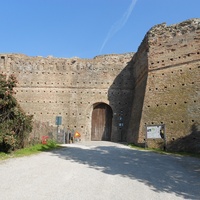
46 139 57 148
0 74 33 152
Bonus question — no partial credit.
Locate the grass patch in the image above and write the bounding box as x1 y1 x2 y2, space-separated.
0 140 60 160
128 144 200 158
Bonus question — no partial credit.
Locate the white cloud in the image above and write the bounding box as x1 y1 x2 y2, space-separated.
99 0 138 54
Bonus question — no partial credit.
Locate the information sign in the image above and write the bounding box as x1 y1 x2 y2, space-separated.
146 125 163 139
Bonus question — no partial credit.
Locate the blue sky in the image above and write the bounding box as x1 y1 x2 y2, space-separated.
0 0 199 58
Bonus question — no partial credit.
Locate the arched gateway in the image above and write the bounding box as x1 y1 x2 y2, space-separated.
91 103 113 141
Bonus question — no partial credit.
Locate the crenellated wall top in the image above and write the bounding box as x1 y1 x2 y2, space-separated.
0 52 134 65
0 52 134 73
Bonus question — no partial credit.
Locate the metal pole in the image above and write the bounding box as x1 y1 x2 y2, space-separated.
164 124 167 151
145 125 147 149
57 125 59 143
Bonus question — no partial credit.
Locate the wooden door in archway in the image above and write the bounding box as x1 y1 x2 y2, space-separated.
91 103 112 141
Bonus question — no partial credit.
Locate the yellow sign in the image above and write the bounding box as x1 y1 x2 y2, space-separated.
74 132 81 138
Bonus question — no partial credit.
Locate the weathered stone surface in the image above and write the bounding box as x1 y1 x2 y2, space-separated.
0 18 199 152
128 18 200 152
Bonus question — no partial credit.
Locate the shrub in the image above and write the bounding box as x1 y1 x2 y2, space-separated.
0 74 33 152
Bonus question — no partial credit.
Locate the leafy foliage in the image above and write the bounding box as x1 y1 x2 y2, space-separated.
0 73 33 152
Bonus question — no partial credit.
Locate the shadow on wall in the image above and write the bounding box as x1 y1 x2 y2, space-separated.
107 57 135 142
51 144 200 199
167 122 200 153
128 58 148 145
108 53 148 144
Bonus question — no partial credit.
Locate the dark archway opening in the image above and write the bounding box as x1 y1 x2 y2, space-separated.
91 103 113 141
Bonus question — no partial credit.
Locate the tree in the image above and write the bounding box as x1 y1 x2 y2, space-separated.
0 73 33 152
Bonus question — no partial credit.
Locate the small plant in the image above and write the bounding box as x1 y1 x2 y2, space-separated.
46 139 58 148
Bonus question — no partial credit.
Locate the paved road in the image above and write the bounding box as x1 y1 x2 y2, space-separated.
0 141 200 200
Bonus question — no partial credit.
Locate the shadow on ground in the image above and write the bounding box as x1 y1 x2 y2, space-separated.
51 142 200 199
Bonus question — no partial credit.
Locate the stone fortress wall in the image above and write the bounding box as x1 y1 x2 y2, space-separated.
0 18 199 151
128 18 200 151
0 52 134 142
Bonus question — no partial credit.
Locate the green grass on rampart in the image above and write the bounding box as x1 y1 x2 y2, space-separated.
0 140 60 160
128 144 200 158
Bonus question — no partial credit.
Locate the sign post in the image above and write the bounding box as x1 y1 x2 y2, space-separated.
56 116 62 142
118 110 124 142
145 124 166 151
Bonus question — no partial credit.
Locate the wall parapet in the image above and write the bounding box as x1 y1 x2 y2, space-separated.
147 18 200 39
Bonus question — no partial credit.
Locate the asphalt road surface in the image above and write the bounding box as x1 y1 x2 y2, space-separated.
0 141 200 200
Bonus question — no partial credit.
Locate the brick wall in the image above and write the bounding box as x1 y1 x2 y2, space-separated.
0 18 199 152
134 19 200 151
0 53 133 141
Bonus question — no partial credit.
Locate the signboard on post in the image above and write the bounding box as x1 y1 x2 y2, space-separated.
56 116 62 143
146 125 164 139
56 116 62 126
145 124 166 150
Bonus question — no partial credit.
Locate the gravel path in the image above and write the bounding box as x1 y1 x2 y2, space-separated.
0 141 200 200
